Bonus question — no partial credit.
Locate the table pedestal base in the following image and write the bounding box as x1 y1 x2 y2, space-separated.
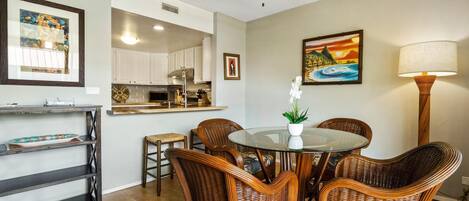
279 152 331 201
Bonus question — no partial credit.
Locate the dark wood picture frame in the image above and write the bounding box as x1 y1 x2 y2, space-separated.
223 53 240 80
0 0 85 87
302 30 363 85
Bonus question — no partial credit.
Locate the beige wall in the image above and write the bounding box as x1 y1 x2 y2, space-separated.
246 0 469 197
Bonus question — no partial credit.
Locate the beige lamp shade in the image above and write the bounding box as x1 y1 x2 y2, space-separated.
398 41 458 77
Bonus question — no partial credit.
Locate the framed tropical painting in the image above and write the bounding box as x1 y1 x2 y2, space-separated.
302 30 363 85
223 53 240 80
0 0 85 87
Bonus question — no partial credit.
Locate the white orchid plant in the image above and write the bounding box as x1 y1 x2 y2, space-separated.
282 76 309 124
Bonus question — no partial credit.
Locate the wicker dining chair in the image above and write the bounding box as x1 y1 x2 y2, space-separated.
197 118 276 181
317 118 372 180
319 142 462 201
165 148 298 201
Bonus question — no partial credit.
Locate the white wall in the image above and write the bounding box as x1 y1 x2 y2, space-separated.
246 0 469 197
212 13 247 120
0 0 112 200
0 2 245 201
112 0 214 34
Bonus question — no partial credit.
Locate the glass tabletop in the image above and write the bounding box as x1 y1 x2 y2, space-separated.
228 127 369 153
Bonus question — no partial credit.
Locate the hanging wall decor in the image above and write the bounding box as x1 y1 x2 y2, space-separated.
0 0 85 87
302 30 363 85
223 53 240 80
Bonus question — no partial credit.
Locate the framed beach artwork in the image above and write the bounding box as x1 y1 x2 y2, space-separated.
0 0 85 87
223 53 240 80
302 30 363 85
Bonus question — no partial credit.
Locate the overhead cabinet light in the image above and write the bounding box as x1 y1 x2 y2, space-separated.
153 25 165 31
121 34 139 45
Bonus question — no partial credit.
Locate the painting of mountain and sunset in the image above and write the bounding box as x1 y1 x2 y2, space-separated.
302 30 363 85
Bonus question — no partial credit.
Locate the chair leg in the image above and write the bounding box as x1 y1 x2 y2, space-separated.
141 137 148 188
157 140 162 196
169 142 174 179
189 132 194 150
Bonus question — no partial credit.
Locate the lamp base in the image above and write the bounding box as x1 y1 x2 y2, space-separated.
414 75 436 146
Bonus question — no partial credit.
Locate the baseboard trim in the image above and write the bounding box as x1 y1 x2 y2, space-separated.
103 178 155 195
434 195 458 201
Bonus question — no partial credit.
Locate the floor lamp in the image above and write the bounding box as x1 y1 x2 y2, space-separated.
398 41 458 146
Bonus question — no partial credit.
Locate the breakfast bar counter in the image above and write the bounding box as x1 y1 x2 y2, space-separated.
107 105 227 115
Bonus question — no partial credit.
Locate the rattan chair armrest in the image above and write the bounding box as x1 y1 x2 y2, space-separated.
269 171 298 194
319 178 419 201
237 171 298 201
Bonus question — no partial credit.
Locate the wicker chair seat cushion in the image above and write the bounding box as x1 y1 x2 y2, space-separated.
241 152 274 174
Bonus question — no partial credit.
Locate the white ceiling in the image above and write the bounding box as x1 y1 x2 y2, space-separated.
112 8 209 53
179 0 320 22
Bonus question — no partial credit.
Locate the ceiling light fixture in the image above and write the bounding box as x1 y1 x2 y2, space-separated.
153 25 165 31
120 34 139 45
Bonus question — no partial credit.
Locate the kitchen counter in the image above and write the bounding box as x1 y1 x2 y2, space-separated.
107 104 227 115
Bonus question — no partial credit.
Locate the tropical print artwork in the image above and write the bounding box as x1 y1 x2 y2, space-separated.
303 30 363 84
19 9 70 74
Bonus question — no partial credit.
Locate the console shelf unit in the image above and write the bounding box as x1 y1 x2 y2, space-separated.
0 105 102 201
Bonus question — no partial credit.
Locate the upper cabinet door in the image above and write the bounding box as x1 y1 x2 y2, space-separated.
113 48 133 84
150 53 169 85
202 36 212 82
168 53 176 74
193 46 203 83
184 48 195 68
112 48 151 85
133 51 151 85
175 50 185 69
112 49 118 83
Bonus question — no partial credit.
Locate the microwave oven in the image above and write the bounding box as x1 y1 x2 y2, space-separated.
149 91 168 102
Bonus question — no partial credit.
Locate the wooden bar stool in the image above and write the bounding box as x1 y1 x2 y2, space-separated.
142 133 187 196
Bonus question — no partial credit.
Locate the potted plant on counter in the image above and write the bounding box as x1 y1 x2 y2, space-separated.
283 76 309 136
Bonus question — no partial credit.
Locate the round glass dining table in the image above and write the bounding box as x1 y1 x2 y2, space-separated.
228 127 369 201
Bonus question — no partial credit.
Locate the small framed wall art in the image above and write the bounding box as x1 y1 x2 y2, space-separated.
0 0 85 87
223 53 240 80
302 30 363 85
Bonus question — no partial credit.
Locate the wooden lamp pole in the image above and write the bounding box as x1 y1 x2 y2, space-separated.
414 75 436 146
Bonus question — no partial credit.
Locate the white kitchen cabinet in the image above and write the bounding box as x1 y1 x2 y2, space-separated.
193 46 203 83
184 48 195 68
112 48 152 85
113 48 133 84
150 53 169 85
133 51 151 85
175 50 185 69
201 36 212 82
168 52 176 74
112 49 118 83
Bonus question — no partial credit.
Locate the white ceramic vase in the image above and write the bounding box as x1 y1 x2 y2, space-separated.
288 123 304 136
288 136 304 149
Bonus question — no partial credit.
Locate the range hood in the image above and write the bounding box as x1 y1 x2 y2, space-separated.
168 68 194 79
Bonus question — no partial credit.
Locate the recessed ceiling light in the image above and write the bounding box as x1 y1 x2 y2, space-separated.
120 34 139 45
153 25 165 31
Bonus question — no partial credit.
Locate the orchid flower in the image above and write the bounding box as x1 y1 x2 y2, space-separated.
283 76 309 124
289 76 303 103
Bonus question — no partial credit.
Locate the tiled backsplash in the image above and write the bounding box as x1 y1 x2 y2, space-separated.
112 85 168 104
112 81 211 104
